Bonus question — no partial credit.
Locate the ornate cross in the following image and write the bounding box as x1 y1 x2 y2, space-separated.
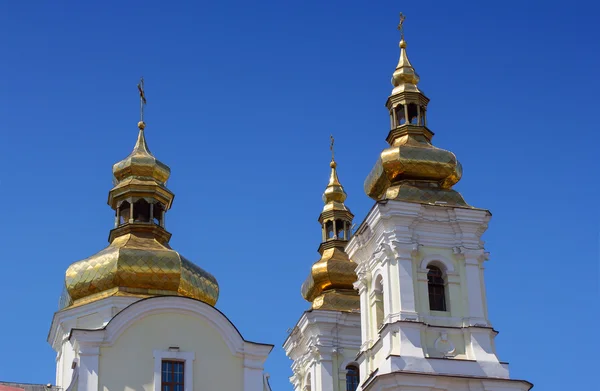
137 77 147 122
330 134 335 161
397 12 406 40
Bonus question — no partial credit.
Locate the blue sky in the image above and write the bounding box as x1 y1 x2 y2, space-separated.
0 1 597 390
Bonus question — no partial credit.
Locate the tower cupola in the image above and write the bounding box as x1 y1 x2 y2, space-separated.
60 79 218 309
364 15 467 206
300 137 359 312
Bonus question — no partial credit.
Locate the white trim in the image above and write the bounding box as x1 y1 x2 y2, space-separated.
419 255 455 273
153 350 195 391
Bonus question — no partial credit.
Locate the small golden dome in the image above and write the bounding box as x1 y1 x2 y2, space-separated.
63 231 218 308
112 128 171 185
391 40 420 90
301 248 358 311
322 159 347 206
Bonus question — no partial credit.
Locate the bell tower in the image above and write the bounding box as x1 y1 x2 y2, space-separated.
284 139 362 391
345 14 532 391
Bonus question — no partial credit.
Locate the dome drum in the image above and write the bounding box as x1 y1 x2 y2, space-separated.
386 125 434 146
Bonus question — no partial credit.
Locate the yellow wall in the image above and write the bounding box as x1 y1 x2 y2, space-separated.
98 312 244 391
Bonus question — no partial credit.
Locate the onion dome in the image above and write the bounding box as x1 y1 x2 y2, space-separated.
364 15 468 207
112 122 171 185
59 114 219 309
391 39 420 93
301 141 359 312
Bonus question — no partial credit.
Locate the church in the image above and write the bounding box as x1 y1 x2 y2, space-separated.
0 14 532 391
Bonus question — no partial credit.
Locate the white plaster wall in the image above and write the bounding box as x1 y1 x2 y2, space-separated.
98 312 244 391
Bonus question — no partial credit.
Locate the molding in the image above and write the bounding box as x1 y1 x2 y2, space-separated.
419 255 455 273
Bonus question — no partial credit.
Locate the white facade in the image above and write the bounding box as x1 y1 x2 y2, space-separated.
284 310 361 391
345 200 532 391
48 296 273 391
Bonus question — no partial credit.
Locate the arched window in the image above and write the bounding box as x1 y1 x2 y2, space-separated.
395 104 406 125
335 219 345 240
408 103 419 124
374 275 384 329
153 202 165 226
326 221 334 239
133 199 151 222
427 266 447 311
118 201 131 225
345 365 359 391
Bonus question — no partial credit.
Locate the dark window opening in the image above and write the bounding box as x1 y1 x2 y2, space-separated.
335 219 345 240
420 106 426 125
326 221 334 239
154 202 165 226
161 360 184 391
427 266 447 311
408 103 419 124
345 365 359 391
118 201 131 225
133 199 151 222
395 105 406 125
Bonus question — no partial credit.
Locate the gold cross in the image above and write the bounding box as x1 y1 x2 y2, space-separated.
137 77 147 122
397 12 406 40
330 134 335 161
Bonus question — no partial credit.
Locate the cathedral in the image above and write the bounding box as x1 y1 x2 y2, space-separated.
0 15 532 391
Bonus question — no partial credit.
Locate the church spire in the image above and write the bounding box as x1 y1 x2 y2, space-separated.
364 14 467 206
391 13 420 93
300 137 359 312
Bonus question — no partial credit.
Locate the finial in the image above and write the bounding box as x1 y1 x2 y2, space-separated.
137 77 147 129
397 12 406 45
330 134 336 167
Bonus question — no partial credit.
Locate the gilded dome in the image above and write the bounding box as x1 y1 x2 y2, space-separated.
112 124 171 185
60 119 219 309
63 229 218 308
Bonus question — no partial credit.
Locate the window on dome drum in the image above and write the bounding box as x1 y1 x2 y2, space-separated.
335 219 345 239
407 103 419 124
345 365 359 391
118 201 131 225
395 104 406 125
419 106 426 125
161 360 184 391
427 266 447 311
153 202 164 226
133 199 151 222
326 220 334 239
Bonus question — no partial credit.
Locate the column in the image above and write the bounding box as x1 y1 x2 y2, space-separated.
149 203 154 223
462 249 487 326
129 197 134 223
77 345 99 391
314 348 334 391
393 243 418 319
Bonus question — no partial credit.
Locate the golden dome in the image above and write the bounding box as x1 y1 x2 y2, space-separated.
63 230 218 308
322 160 350 213
112 124 171 185
391 39 420 92
301 247 358 311
365 16 468 207
60 118 219 309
